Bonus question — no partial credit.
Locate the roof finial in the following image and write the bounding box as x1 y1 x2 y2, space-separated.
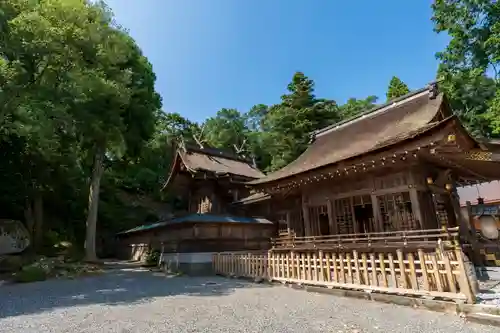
193 124 206 149
428 81 439 99
233 139 247 157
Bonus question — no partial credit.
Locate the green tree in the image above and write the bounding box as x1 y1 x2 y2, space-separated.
1 0 161 260
432 0 500 137
386 76 410 101
203 108 248 152
339 96 378 119
260 72 340 171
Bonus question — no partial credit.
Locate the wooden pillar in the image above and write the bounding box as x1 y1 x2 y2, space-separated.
350 196 358 234
409 188 424 229
302 194 311 236
286 211 291 235
371 194 383 232
327 199 337 235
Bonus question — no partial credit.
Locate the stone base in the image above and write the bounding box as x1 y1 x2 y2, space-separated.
161 252 214 276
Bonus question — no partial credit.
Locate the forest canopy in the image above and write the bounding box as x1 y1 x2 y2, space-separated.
1 0 499 258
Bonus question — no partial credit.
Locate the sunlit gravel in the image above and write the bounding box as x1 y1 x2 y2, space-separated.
0 267 497 333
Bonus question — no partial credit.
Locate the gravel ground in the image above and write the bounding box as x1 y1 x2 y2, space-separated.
0 267 497 333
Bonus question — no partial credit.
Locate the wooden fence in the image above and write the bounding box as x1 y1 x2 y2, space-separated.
213 247 475 304
272 227 460 249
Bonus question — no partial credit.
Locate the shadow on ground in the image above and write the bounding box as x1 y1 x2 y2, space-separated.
0 263 269 319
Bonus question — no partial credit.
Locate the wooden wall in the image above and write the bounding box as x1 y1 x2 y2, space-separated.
299 167 443 237
118 222 274 258
189 180 251 214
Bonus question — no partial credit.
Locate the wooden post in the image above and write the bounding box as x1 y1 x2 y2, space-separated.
371 194 383 232
455 248 476 304
409 188 424 229
319 250 325 281
353 250 361 284
350 196 358 233
327 199 337 235
267 250 272 281
302 194 311 236
417 249 430 291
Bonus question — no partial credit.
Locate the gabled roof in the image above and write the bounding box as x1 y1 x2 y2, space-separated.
249 84 447 186
162 142 265 190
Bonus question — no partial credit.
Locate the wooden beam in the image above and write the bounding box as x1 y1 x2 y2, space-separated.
302 195 311 236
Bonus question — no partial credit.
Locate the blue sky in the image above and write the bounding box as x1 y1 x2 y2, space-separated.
105 0 449 123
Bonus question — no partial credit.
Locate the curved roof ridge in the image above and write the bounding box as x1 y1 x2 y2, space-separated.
313 85 433 138
249 84 444 186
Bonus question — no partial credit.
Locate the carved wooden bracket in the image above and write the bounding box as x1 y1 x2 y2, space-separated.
463 150 500 162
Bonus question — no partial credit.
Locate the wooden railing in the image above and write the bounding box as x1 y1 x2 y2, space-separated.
271 227 460 249
213 246 475 304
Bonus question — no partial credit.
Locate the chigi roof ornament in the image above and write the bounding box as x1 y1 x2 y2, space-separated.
428 81 439 99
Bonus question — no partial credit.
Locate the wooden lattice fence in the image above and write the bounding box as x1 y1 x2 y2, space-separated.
213 247 475 303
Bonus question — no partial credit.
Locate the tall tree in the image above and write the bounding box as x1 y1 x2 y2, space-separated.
1 0 161 260
203 108 248 152
432 0 500 137
386 76 410 101
260 72 340 171
339 96 378 119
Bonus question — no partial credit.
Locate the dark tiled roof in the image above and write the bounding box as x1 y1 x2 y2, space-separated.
117 214 273 235
249 87 445 185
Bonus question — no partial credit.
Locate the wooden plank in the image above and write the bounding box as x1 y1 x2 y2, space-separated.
332 253 338 282
430 252 443 292
370 253 378 286
346 253 353 283
417 249 430 291
339 253 345 283
454 248 475 303
319 251 325 281
397 249 408 289
307 252 312 281
387 253 397 288
361 253 369 285
312 252 318 281
353 250 361 285
325 252 332 282
440 250 456 293
407 253 418 290
301 253 306 280
290 252 296 279
379 253 388 287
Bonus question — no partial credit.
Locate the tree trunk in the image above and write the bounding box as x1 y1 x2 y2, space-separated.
84 146 105 262
33 191 44 252
24 199 35 251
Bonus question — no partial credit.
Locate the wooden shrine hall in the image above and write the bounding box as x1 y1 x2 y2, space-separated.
246 82 500 252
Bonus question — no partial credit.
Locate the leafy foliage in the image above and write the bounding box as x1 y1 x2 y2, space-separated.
386 76 410 101
2 0 500 262
432 0 500 137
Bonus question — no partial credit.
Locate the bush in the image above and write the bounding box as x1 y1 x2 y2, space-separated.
143 249 160 267
0 255 25 273
13 266 47 283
